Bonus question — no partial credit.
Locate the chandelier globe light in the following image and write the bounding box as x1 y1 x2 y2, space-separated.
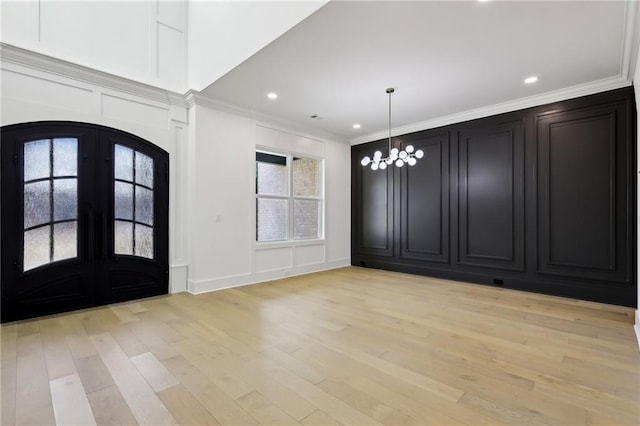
360 88 424 170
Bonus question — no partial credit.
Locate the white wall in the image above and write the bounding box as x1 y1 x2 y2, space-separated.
1 0 188 93
187 0 327 91
0 45 190 292
185 101 350 293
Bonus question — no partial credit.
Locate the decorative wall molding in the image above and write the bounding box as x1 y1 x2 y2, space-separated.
1 42 187 108
351 76 632 145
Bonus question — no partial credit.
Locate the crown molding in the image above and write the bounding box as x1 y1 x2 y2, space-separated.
0 43 188 108
621 0 640 82
350 75 632 145
185 89 349 144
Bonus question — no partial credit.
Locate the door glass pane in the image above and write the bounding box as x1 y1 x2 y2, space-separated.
293 158 320 197
135 186 154 226
114 220 133 255
53 222 77 261
134 224 153 259
24 139 50 181
53 138 78 177
294 199 320 240
24 181 51 229
257 198 288 241
114 181 133 220
135 151 154 188
115 145 134 181
53 179 77 221
24 226 50 271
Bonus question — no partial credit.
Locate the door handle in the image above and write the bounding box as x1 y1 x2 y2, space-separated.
85 212 93 261
95 213 104 260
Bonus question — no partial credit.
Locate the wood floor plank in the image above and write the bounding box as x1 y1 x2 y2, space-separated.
75 354 115 394
161 355 259 425
279 320 466 403
157 384 220 426
211 352 318 421
172 338 254 400
86 384 138 426
130 351 179 393
235 390 300 425
317 378 419 425
39 319 77 381
1 324 18 426
49 373 97 426
300 409 341 426
90 332 177 425
15 333 55 426
245 354 383 426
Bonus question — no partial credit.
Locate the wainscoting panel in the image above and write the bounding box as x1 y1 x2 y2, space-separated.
457 120 524 271
352 140 394 259
537 101 632 283
399 132 450 263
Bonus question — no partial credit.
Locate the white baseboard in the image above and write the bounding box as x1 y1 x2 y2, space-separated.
169 264 188 293
188 258 351 295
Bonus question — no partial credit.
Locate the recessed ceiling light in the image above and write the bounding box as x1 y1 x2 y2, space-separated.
524 76 539 84
267 92 278 100
353 124 361 129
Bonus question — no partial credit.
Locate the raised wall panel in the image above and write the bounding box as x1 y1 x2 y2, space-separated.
458 121 524 271
399 133 449 263
353 142 394 258
293 135 325 158
255 247 293 273
2 70 94 113
40 1 150 76
101 94 169 129
157 23 184 89
537 102 631 283
255 125 294 151
294 244 325 267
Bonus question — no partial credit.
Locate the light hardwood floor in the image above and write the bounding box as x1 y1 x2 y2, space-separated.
1 267 639 425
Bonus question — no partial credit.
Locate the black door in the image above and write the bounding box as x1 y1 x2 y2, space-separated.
1 122 169 322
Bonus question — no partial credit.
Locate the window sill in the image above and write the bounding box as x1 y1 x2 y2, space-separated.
255 239 325 250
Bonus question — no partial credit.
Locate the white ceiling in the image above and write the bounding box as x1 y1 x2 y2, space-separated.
201 1 634 144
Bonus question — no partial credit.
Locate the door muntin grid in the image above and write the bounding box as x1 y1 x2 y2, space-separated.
113 144 154 259
23 138 78 271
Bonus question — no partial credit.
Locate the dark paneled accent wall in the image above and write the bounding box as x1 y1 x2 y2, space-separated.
352 87 636 307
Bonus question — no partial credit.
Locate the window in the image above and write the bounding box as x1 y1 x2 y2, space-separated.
256 150 322 242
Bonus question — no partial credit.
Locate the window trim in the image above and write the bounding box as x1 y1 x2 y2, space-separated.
255 147 325 246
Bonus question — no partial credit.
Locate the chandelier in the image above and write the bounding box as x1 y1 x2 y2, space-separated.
361 88 424 170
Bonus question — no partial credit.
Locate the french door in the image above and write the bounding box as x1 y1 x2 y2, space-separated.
1 122 169 322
